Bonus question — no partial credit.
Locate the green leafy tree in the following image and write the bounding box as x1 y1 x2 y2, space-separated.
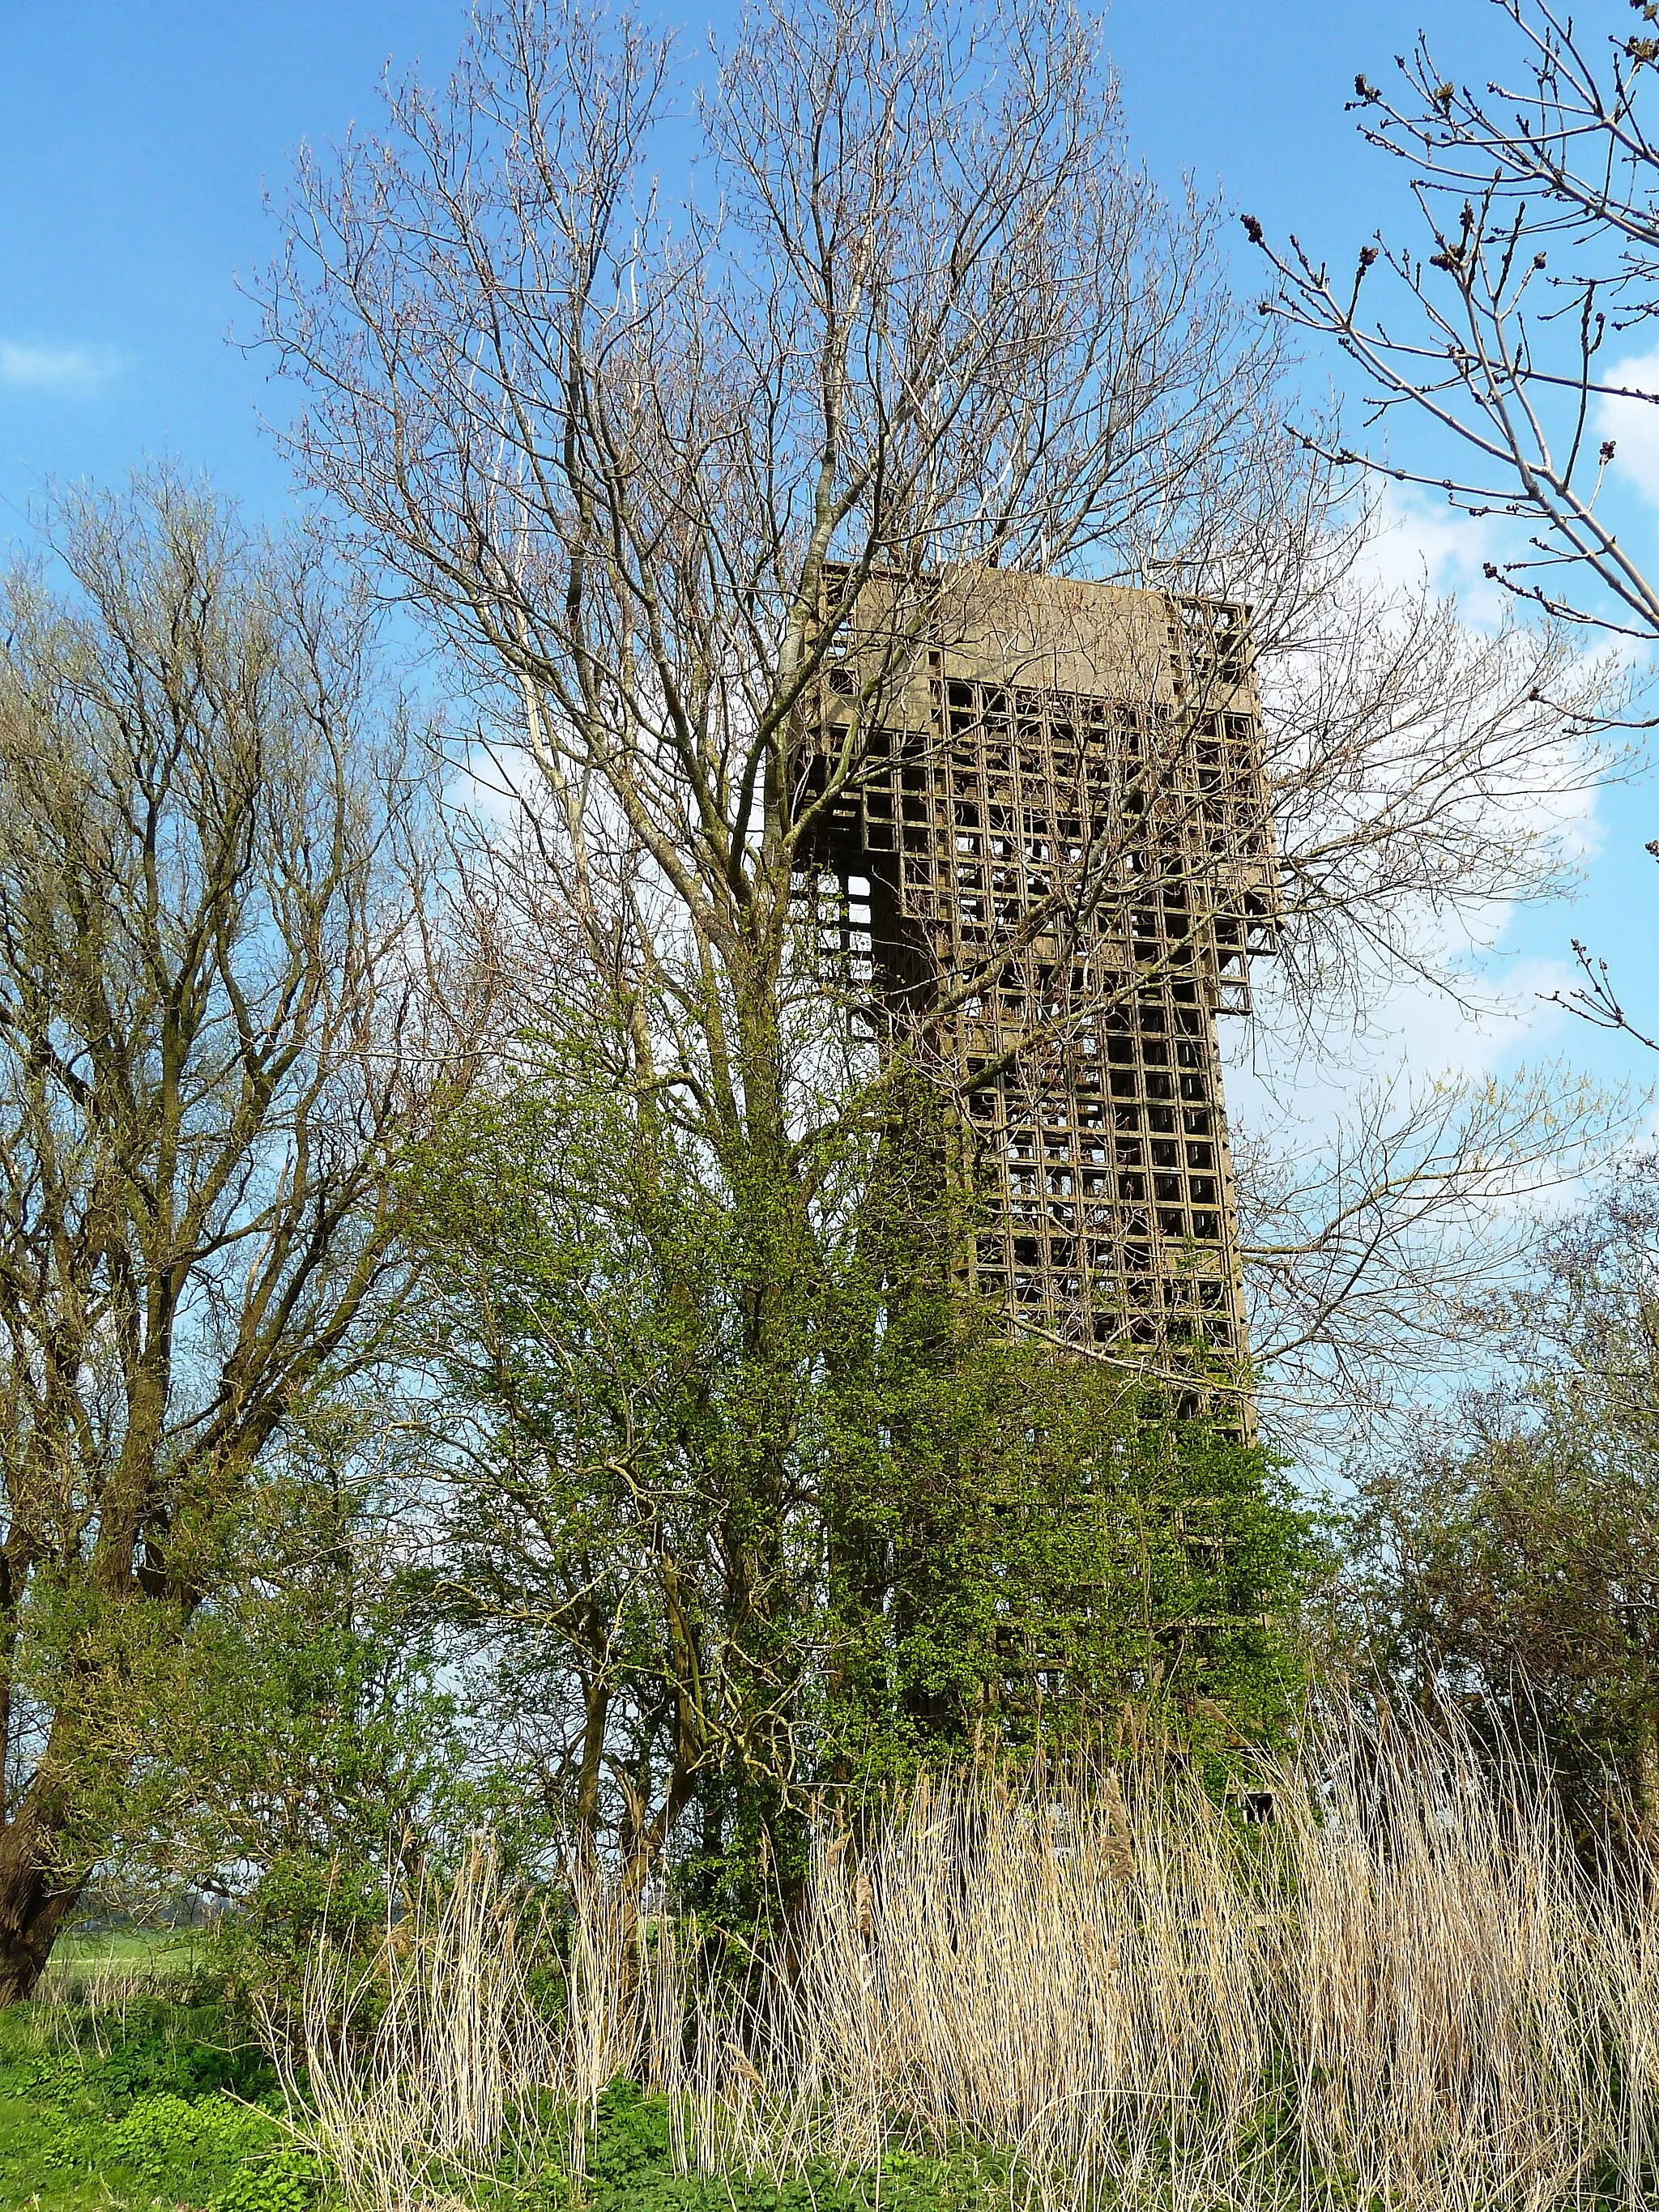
401 1054 1316 1919
157 1415 470 1987
0 473 483 2001
52 1402 471 1988
1345 1157 1659 1831
244 0 1644 1902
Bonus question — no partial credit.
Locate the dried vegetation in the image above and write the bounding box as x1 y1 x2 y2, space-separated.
272 1715 1659 2212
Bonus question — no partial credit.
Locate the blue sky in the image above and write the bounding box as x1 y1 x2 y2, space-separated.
2 0 1655 1115
0 0 1510 519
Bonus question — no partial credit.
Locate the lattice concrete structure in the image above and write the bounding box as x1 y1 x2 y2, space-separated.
797 570 1276 1380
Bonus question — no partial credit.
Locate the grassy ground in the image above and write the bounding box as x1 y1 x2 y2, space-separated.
42 1930 202 1971
0 1958 1007 2212
0 1984 296 2212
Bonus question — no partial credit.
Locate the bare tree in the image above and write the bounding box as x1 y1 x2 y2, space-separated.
0 472 484 2002
254 0 1633 1869
1243 0 1659 1057
1237 1065 1633 1440
1247 0 1659 640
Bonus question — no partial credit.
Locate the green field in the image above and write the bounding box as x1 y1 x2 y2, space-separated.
35 1930 204 2000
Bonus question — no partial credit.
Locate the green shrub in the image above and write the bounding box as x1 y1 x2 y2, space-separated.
111 2088 276 2180
0 1999 298 2212
208 2146 321 2212
568 2082 1011 2212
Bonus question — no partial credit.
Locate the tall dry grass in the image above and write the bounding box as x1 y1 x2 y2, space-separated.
271 1712 1659 2212
265 1836 553 2208
759 1713 1654 2212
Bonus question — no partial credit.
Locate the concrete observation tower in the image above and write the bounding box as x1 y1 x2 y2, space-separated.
795 568 1277 1396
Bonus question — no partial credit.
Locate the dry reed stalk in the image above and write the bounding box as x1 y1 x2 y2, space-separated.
23 1933 202 2073
1591 1877 1659 2212
34 1958 164 2052
258 1710 1659 2212
788 1762 1273 2203
1264 1712 1592 2212
761 1718 1659 2212
266 1836 551 2212
559 1852 643 2171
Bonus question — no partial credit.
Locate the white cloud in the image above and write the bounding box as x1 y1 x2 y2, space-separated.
1594 348 1659 507
1224 940 1581 1153
1356 482 1520 629
444 736 545 828
0 342 123 395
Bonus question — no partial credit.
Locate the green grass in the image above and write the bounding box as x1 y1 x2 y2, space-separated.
0 1989 298 2212
543 2083 1011 2212
0 1988 1009 2212
44 1929 199 1969
33 1927 208 2014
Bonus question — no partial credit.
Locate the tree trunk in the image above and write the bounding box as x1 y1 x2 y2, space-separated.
0 1808 84 2005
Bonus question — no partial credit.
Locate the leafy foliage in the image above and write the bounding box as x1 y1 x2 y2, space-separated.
566 2082 1010 2212
0 1993 1005 2212
0 469 478 1997
0 1993 296 2212
38 1426 477 1993
403 1056 1319 1916
1344 1156 1659 1831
